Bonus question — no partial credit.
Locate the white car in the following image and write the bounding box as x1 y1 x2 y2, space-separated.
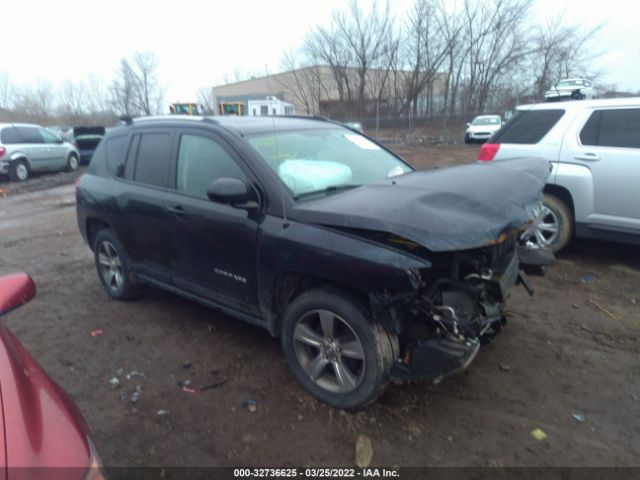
478 97 640 253
545 78 595 102
464 115 502 144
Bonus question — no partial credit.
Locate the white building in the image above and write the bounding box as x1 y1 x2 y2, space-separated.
247 96 295 116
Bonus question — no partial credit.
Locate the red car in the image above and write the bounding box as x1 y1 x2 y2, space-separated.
0 273 105 480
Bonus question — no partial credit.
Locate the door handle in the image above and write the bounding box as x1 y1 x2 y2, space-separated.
574 152 600 161
165 205 188 216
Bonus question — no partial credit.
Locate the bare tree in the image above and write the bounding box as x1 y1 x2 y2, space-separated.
197 85 216 114
395 0 449 115
110 58 137 116
333 0 397 116
129 52 164 115
109 52 164 117
57 80 88 123
0 72 14 110
15 81 55 120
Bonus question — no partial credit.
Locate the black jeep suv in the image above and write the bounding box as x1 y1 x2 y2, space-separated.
76 115 550 410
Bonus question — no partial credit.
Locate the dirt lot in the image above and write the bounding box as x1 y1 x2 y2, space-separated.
0 144 639 468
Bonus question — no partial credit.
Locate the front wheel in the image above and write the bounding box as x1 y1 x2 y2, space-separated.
281 286 397 410
66 153 79 172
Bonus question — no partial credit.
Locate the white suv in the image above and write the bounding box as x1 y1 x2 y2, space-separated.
478 98 640 253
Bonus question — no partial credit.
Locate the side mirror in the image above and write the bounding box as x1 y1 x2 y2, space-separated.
466 123 471 128
0 273 36 316
57 136 64 144
206 178 258 210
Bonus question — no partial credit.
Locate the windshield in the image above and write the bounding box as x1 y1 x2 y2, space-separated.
247 128 413 197
471 116 500 126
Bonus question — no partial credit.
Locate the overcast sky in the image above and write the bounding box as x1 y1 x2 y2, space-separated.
3 0 638 106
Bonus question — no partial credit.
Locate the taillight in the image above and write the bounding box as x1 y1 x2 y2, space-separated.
478 143 500 161
0 147 6 158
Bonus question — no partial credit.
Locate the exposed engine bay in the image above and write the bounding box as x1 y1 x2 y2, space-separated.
369 233 533 382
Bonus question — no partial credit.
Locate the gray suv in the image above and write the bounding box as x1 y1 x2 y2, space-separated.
478 98 640 252
0 123 80 181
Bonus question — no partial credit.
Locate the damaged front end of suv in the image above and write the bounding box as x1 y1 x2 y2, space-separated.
290 157 553 385
370 232 525 383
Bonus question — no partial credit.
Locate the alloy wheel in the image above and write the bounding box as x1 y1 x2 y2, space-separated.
521 205 559 249
293 310 366 394
69 155 79 170
97 241 124 292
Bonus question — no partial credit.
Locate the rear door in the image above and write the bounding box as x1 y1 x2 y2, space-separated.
15 126 47 171
562 106 640 233
164 128 260 315
119 129 176 284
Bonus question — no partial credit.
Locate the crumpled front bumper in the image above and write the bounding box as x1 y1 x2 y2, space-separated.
391 336 481 382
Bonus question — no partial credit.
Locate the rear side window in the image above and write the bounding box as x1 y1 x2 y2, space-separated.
105 136 130 176
133 133 172 188
492 109 565 144
580 109 640 149
15 126 43 144
1 127 21 144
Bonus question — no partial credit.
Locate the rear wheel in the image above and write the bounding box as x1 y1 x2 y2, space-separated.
66 153 79 172
281 286 396 410
9 159 29 182
520 193 573 253
93 229 139 300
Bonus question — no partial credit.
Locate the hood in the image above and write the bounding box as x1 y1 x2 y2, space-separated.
290 157 550 252
73 126 105 137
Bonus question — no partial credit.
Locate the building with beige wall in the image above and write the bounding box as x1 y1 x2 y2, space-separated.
211 65 446 119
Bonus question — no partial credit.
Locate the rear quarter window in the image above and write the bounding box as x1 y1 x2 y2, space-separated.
492 109 565 144
105 135 130 176
1 127 22 144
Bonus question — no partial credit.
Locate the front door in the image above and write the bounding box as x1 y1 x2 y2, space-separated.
165 129 260 315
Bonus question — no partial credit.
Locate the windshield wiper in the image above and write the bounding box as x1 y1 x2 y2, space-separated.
295 184 360 199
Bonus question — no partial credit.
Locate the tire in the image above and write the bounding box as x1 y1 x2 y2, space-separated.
66 153 79 172
9 159 29 182
520 193 573 253
93 229 139 300
464 133 472 144
281 286 397 410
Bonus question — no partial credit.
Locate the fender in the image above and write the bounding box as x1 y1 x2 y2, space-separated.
257 216 431 333
551 162 593 223
8 151 32 169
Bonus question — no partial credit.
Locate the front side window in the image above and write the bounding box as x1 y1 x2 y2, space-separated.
247 127 412 197
176 134 247 199
39 128 60 144
133 133 172 188
581 109 640 149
